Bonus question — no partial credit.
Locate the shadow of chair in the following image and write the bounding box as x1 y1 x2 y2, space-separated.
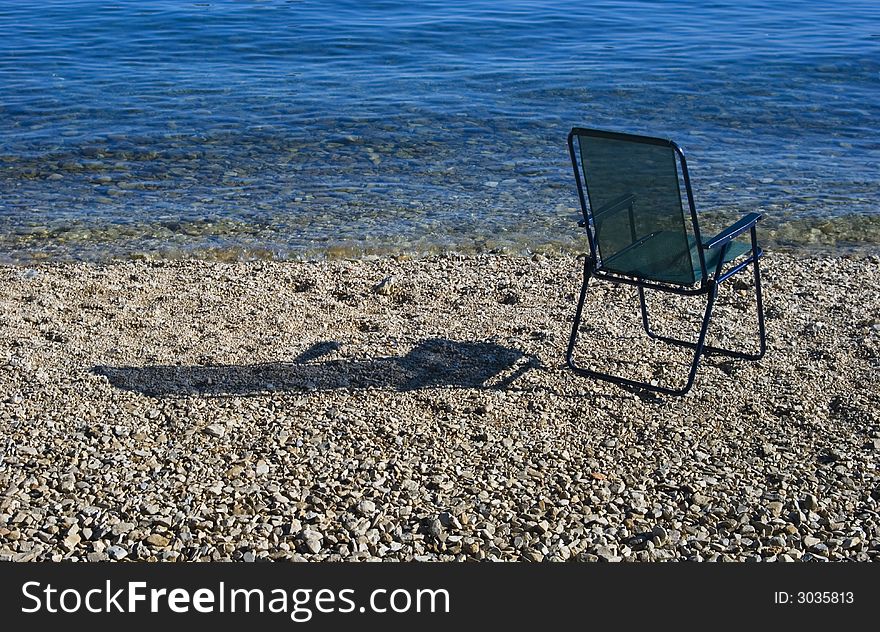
93 338 538 397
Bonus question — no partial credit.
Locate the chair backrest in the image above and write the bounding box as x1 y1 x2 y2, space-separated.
568 128 704 286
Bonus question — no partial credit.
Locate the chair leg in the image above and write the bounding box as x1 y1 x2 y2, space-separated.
639 259 766 361
680 285 717 395
752 254 767 360
565 257 592 366
566 260 717 396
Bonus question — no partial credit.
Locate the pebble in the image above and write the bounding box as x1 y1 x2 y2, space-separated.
107 546 128 560
0 252 875 563
523 550 544 562
692 494 712 507
298 530 323 555
357 499 376 515
651 525 668 544
803 494 819 511
146 534 171 548
372 276 398 296
204 424 226 438
62 533 81 550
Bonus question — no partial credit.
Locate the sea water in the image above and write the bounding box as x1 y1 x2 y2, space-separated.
1 0 878 261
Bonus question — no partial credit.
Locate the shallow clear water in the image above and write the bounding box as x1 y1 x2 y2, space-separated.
1 0 878 262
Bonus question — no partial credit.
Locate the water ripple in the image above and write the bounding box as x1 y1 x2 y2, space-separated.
1 0 878 261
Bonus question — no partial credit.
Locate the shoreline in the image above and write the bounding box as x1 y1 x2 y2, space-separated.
1 212 879 265
0 250 878 561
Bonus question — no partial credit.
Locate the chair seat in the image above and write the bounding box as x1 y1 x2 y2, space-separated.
599 230 751 285
700 235 751 278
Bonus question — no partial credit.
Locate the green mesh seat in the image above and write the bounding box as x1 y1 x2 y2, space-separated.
600 231 752 286
565 128 767 396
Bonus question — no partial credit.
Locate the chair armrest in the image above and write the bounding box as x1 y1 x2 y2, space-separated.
592 193 637 221
703 212 762 250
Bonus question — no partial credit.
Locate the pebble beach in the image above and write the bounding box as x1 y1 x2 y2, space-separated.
1 250 878 562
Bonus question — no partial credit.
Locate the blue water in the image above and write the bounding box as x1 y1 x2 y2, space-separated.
1 0 878 261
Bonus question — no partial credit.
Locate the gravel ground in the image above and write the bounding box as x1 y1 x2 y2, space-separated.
0 251 878 562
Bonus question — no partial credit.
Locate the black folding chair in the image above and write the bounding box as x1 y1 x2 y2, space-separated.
565 128 766 396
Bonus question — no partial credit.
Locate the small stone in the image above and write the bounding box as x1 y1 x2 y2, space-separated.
145 534 170 548
59 476 75 492
523 550 544 562
767 501 784 517
692 493 712 507
651 525 668 544
356 499 376 515
298 530 323 555
112 522 136 536
204 424 226 438
803 494 819 511
595 546 622 562
107 545 128 560
255 460 270 476
428 518 443 537
372 276 397 296
803 536 822 547
62 533 81 550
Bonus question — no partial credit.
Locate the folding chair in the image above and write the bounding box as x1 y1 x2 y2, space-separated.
565 128 766 396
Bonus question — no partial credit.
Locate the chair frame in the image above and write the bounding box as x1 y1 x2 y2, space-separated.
565 127 767 396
